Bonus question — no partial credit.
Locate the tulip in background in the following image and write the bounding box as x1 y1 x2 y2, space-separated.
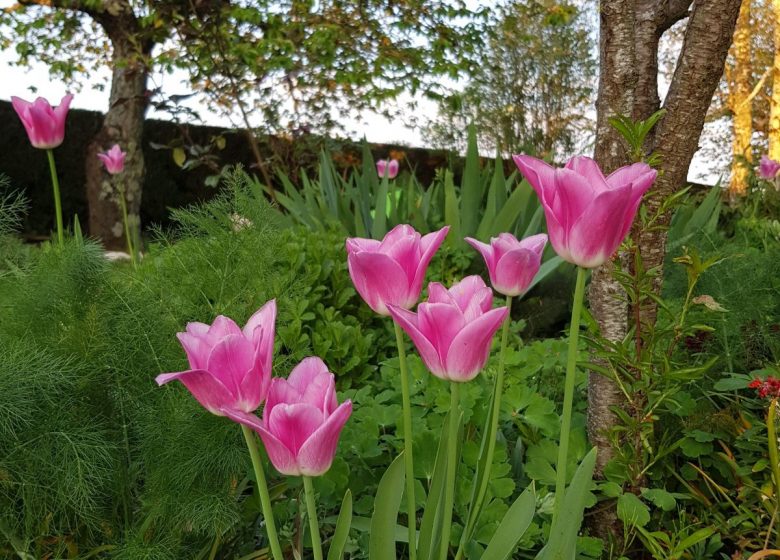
346 224 449 316
97 145 137 264
759 155 780 186
346 223 448 559
376 158 399 179
97 144 126 175
513 155 656 269
465 233 548 297
11 93 73 247
156 301 284 560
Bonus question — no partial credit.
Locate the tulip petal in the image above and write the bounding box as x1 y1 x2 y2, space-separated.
464 237 497 271
605 162 655 190
348 251 412 315
565 156 609 192
379 224 420 282
409 226 449 299
265 377 302 422
222 408 300 475
346 237 381 253
512 155 556 206
176 332 211 370
156 369 234 415
449 276 492 315
388 305 446 377
418 302 466 359
568 184 633 268
297 400 353 476
494 247 543 296
287 356 330 393
268 402 324 454
444 307 509 382
554 168 597 231
617 168 657 241
208 315 242 340
243 300 276 375
206 334 255 398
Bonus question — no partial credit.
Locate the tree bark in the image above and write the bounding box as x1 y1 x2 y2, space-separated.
770 0 780 160
728 0 753 197
588 0 742 547
85 2 152 250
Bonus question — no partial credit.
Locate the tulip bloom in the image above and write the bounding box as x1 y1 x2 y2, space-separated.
156 300 276 415
513 155 657 268
377 158 399 179
465 233 548 297
225 357 352 476
98 144 126 175
388 276 508 382
759 155 780 181
346 224 449 315
11 94 73 149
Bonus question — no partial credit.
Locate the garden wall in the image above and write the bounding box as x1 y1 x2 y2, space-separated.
0 101 451 239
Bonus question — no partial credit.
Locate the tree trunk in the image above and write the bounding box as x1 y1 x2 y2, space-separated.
588 0 742 547
85 4 152 250
770 0 780 160
728 0 753 197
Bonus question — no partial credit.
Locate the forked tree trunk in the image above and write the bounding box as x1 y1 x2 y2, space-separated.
728 0 753 197
770 0 780 160
85 4 152 250
588 0 742 545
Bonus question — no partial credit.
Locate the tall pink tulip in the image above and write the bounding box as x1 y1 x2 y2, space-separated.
98 144 126 175
377 158 399 179
513 155 657 268
388 276 508 382
759 155 780 180
346 224 449 315
225 357 352 476
156 300 276 415
11 94 73 149
465 233 548 297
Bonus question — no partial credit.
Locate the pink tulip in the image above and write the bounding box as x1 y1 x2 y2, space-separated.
346 224 449 316
97 144 126 175
377 158 399 179
156 300 276 415
11 93 73 149
513 155 657 268
224 357 352 476
759 155 780 180
465 233 548 297
388 276 509 382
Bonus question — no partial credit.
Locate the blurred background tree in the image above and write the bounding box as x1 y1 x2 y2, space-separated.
423 0 596 159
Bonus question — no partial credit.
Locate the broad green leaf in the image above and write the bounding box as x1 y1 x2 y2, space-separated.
535 447 597 560
641 488 676 512
673 527 716 554
369 453 406 560
476 155 506 239
481 486 536 560
460 124 482 237
327 490 353 560
616 493 650 528
524 256 565 294
444 171 461 245
372 175 390 239
489 182 528 237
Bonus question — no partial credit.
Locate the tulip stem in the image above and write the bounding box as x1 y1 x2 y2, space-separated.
768 399 780 549
117 186 137 267
240 425 284 560
552 266 587 525
455 295 513 560
303 477 324 560
440 382 460 560
393 321 418 560
46 149 64 248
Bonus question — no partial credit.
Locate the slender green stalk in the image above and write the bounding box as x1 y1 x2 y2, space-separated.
552 266 587 525
454 295 513 560
393 321 418 560
46 149 64 248
117 187 137 266
240 425 284 560
439 382 461 560
303 477 324 560
768 399 780 549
